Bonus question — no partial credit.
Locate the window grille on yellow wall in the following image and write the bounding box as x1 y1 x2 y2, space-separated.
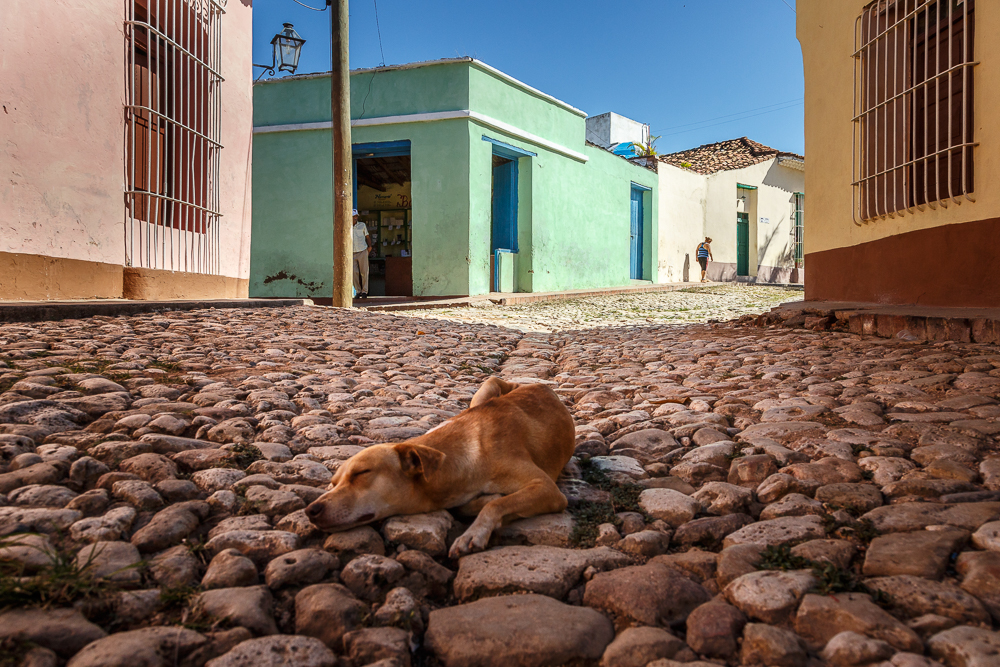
124 0 225 274
793 193 804 269
852 0 977 224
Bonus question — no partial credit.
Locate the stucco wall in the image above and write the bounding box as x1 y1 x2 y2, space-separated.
586 112 647 149
798 0 1000 255
250 60 658 298
1 0 125 267
0 0 253 298
249 119 473 299
217 0 254 283
656 158 804 283
657 164 708 283
705 160 802 281
468 65 585 152
251 62 475 299
467 125 657 295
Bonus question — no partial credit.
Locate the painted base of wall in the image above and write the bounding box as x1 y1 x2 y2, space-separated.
806 217 1000 308
123 268 249 300
706 262 799 284
0 251 123 300
756 264 798 284
0 251 249 302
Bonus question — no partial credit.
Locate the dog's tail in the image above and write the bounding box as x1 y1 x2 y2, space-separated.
470 376 518 407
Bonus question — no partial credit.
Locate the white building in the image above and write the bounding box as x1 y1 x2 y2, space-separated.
585 112 649 152
657 138 805 284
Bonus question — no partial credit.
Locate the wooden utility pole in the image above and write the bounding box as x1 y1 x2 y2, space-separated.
331 0 353 307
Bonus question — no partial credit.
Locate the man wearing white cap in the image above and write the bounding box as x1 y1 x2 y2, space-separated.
351 209 372 298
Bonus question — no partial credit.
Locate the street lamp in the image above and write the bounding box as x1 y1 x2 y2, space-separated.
253 23 305 79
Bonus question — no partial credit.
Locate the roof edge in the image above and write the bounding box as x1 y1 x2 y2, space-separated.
253 57 589 118
470 60 587 118
253 57 475 85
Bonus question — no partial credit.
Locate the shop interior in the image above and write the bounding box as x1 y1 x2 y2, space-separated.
355 154 412 296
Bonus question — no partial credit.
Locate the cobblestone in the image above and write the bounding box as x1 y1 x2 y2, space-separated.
0 299 998 667
399 284 804 332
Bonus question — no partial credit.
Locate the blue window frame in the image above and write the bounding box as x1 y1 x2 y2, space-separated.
482 135 536 159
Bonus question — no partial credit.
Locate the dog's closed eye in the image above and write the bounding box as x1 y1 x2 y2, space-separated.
352 469 371 478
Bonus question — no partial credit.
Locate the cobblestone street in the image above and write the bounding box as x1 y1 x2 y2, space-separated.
400 284 804 332
1 302 999 666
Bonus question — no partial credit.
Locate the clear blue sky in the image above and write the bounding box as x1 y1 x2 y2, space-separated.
252 0 804 155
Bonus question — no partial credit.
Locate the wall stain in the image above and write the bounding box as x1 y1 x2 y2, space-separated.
263 270 324 292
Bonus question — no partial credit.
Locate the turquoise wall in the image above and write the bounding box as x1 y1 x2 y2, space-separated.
467 124 657 294
251 62 474 298
253 62 470 126
468 66 584 150
250 120 473 298
250 59 657 298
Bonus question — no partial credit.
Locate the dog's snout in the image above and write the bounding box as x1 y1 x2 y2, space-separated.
305 502 323 520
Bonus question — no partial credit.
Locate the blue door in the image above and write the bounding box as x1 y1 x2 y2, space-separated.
630 187 644 279
491 160 518 254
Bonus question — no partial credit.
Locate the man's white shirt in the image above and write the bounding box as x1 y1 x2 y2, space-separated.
352 221 369 253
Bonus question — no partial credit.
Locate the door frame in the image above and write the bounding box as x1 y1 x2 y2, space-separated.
485 136 535 291
351 140 412 208
736 211 750 277
630 182 651 280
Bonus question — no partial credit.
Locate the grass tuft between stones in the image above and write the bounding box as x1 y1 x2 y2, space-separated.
758 543 883 598
0 535 119 610
757 544 812 571
570 459 646 547
0 637 38 667
227 443 263 470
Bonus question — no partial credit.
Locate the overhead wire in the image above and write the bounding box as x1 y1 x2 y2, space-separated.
657 101 804 138
359 0 387 118
659 98 804 132
291 0 327 11
373 0 386 66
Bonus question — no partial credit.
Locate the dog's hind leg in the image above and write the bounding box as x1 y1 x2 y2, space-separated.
448 476 567 558
469 377 518 408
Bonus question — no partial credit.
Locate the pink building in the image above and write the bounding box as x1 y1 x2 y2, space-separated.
1 0 253 300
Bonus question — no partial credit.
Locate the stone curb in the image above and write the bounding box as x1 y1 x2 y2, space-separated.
0 298 310 323
759 300 1000 344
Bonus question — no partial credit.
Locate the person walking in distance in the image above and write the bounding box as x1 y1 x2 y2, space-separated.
352 210 373 298
696 237 713 283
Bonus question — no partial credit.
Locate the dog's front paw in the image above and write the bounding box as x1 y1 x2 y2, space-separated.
448 525 491 559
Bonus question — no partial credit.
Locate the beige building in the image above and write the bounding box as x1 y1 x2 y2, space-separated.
657 138 805 284
798 0 997 307
1 0 254 301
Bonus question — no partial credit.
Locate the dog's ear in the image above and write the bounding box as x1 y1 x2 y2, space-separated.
394 443 445 478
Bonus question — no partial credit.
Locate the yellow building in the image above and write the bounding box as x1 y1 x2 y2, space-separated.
798 0 998 307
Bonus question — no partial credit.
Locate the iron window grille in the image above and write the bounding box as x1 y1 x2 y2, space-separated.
793 193 805 269
852 0 977 224
124 0 226 274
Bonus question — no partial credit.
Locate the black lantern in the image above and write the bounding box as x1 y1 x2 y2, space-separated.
272 23 305 73
254 23 306 79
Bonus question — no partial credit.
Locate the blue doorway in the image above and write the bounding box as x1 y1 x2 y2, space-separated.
485 136 535 292
492 159 518 255
630 185 646 279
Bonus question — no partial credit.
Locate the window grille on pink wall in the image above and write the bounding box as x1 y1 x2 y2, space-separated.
124 0 225 274
852 0 977 224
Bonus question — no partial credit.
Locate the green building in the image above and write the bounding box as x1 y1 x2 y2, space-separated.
251 58 658 298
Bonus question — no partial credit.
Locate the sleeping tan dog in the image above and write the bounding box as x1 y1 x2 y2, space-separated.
304 377 575 558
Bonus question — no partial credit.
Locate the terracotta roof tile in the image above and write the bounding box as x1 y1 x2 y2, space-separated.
658 137 804 175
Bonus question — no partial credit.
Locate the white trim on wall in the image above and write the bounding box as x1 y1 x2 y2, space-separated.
252 110 590 163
